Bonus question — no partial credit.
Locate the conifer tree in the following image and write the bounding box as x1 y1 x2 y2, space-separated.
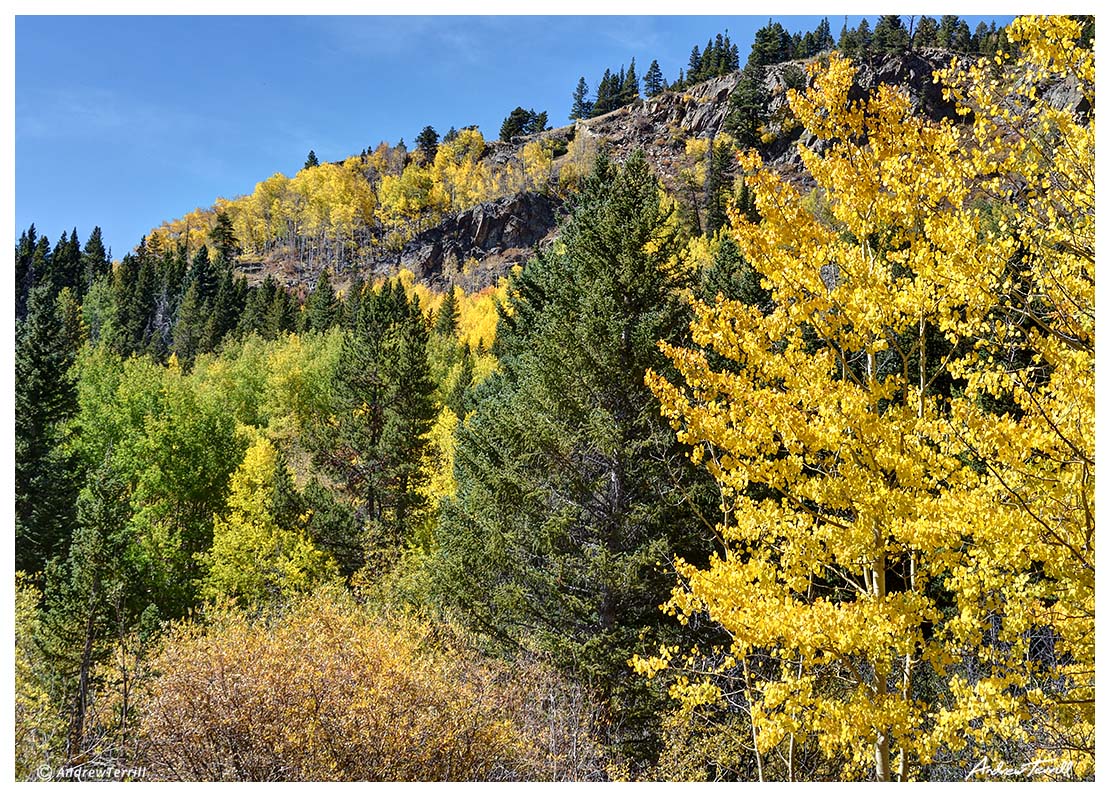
432 152 721 766
308 281 437 573
415 126 439 163
304 150 320 169
570 76 594 119
80 226 110 297
621 57 639 104
642 60 666 97
15 282 80 575
305 269 340 332
434 287 460 337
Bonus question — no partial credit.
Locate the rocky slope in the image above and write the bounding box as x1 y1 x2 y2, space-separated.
274 48 1061 294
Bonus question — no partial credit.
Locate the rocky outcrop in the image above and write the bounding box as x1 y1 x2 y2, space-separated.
383 191 562 290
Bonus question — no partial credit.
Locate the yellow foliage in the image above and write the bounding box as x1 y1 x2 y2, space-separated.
201 435 339 606
647 17 1093 781
138 591 606 780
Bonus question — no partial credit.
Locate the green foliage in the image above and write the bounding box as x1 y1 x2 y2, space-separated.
307 281 438 575
202 435 338 606
723 66 768 149
642 60 666 97
570 76 594 119
15 282 80 575
431 152 721 767
500 106 548 141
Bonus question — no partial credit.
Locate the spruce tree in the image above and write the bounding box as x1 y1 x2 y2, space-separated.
305 269 340 332
304 150 320 169
642 60 665 97
431 152 721 766
434 286 460 337
308 281 437 573
415 126 439 163
570 76 593 119
80 226 110 297
621 57 639 104
209 212 240 265
15 283 80 575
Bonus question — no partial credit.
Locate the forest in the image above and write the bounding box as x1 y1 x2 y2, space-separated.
13 15 1093 782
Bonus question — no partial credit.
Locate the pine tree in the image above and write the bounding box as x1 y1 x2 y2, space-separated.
308 281 437 573
434 286 460 337
913 16 941 49
304 150 320 169
209 211 240 265
621 57 639 104
723 65 769 148
570 76 594 119
431 152 721 766
415 125 439 163
15 225 40 321
80 226 110 297
15 282 80 575
305 269 340 332
172 280 204 367
642 60 666 97
873 15 910 53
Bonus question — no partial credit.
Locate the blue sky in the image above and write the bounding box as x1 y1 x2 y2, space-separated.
15 13 1014 258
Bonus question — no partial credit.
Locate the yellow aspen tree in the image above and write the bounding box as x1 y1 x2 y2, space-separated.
645 16 1092 781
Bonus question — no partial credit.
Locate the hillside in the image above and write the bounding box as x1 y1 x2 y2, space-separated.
149 48 993 295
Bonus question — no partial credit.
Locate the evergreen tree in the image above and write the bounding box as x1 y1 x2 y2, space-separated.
200 266 242 353
500 106 534 141
187 245 217 304
873 15 910 53
304 150 320 169
305 269 340 332
415 125 439 163
172 280 204 367
15 225 39 321
209 212 241 265
343 272 365 328
308 281 437 573
642 60 665 97
15 283 80 575
723 65 769 148
855 18 873 56
913 16 941 49
80 226 110 296
434 286 460 337
431 152 721 766
620 58 639 104
36 453 143 762
937 15 959 49
951 19 973 52
570 76 594 119
687 45 702 79
265 284 296 339
748 20 792 68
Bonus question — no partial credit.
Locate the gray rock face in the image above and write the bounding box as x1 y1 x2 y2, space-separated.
391 191 561 290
